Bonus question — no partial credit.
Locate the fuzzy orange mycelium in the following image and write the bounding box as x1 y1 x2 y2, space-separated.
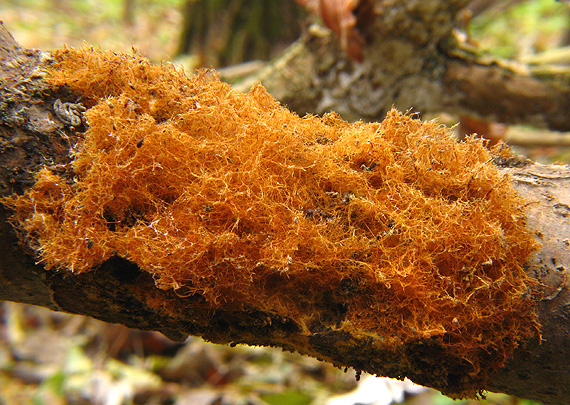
6 47 539 387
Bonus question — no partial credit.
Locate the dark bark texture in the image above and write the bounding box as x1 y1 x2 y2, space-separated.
1 3 570 402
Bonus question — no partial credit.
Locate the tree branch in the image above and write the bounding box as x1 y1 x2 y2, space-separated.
256 0 570 131
1 18 570 405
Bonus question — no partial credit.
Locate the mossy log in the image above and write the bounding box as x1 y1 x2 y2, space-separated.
1 21 570 405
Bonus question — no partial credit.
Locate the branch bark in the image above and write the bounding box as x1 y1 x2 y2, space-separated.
254 0 570 131
1 13 570 405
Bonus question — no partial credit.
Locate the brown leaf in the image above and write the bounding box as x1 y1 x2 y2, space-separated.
296 0 367 62
458 115 508 147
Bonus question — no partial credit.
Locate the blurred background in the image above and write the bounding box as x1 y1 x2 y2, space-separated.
1 0 569 404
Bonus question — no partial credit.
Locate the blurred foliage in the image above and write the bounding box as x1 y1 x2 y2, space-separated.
469 0 570 59
0 303 362 404
0 0 183 61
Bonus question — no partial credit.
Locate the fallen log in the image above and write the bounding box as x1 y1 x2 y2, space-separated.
1 22 569 404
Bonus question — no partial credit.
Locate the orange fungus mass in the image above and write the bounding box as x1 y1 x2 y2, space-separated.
5 47 539 384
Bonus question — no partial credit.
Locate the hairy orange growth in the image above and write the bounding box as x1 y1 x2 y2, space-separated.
6 47 539 385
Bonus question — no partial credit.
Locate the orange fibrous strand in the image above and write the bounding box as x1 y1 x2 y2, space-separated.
5 47 539 386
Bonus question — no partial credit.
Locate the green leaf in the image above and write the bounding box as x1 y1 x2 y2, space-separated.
260 391 313 405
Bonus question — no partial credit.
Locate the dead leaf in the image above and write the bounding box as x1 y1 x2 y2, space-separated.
296 0 369 62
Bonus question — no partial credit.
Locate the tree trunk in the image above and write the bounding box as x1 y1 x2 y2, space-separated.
1 9 570 404
176 0 305 67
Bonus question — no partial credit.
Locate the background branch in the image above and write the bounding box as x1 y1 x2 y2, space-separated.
253 0 570 132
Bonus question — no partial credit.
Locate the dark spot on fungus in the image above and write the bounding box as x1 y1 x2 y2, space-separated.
103 256 143 284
